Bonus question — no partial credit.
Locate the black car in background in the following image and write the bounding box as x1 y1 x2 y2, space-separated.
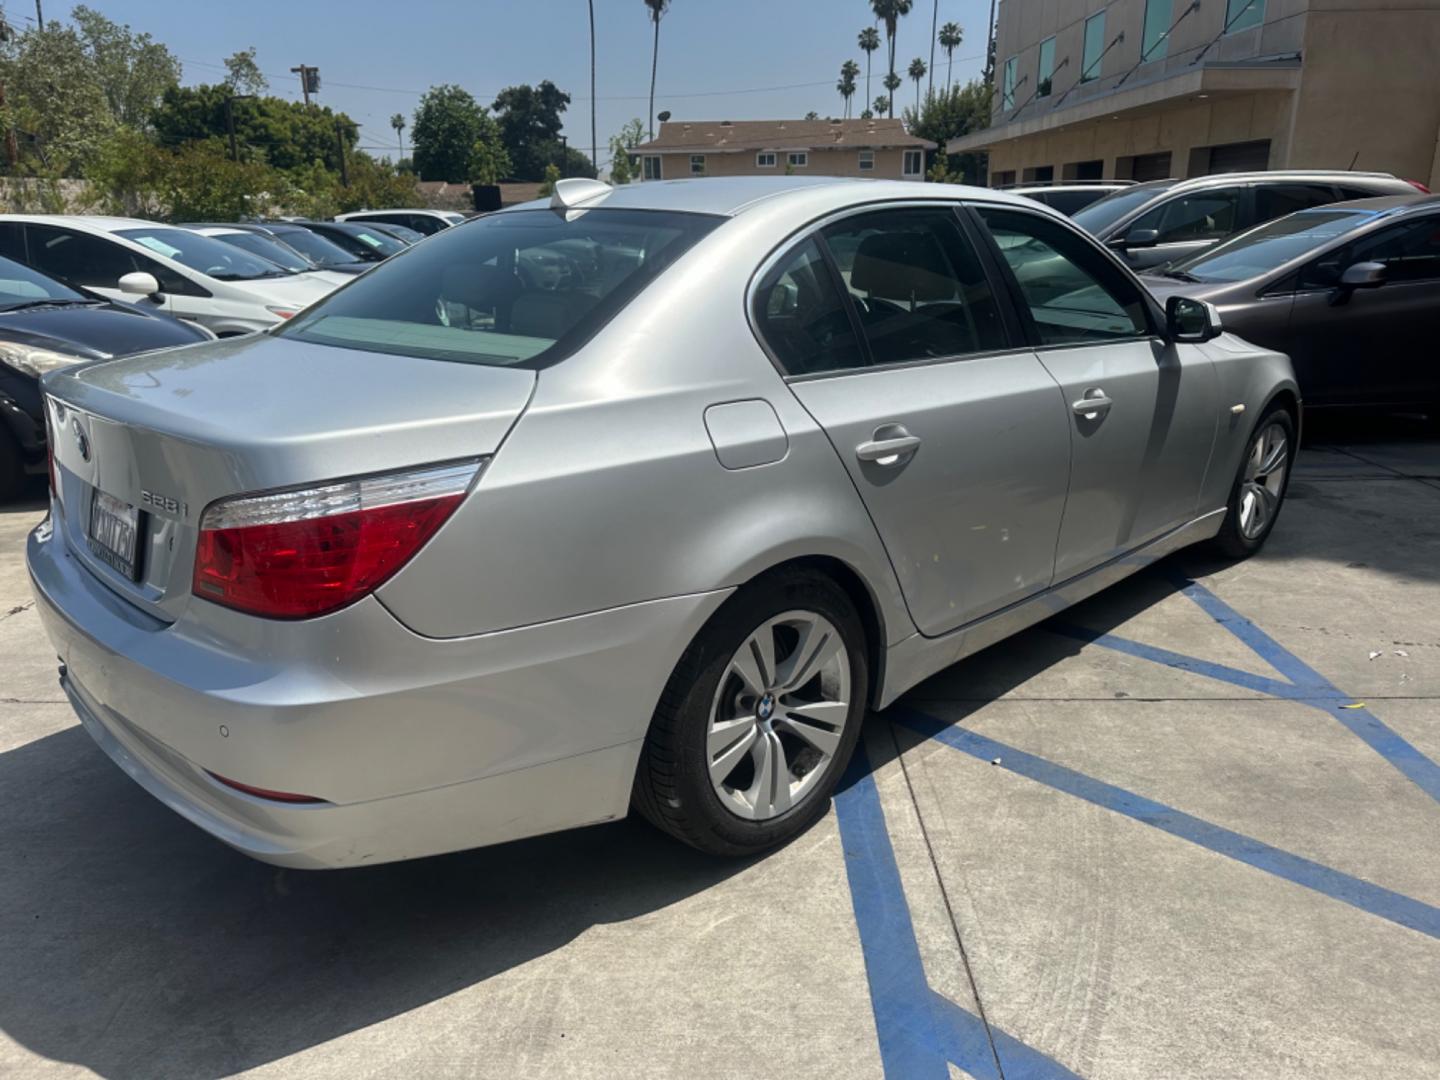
1143 195 1440 412
184 222 373 276
1072 171 1424 270
281 220 407 263
0 255 209 498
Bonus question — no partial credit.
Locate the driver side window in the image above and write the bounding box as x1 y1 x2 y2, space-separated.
1132 189 1241 243
1298 221 1440 289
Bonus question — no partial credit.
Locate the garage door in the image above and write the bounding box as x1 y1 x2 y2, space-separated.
1207 140 1271 173
1130 152 1173 181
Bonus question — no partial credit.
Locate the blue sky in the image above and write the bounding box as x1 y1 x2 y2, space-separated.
67 0 992 169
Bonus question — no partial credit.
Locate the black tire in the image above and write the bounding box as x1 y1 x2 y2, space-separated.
633 567 869 857
0 427 24 503
1210 405 1295 559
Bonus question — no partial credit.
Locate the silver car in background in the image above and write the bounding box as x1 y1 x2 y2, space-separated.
29 176 1298 867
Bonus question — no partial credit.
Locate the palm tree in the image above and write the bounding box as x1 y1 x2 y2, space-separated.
837 59 860 118
883 71 902 118
390 113 406 159
927 0 938 98
939 22 963 92
908 57 927 115
870 0 914 118
589 0 598 172
644 0 671 140
872 94 890 118
858 26 881 116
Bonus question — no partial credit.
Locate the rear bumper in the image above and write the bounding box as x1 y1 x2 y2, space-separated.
28 517 731 868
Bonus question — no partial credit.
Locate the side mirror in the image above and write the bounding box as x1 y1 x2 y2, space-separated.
1166 294 1223 343
1110 227 1159 250
118 271 162 300
1339 261 1386 289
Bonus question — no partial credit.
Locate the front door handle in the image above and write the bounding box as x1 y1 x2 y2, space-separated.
1072 388 1113 421
856 427 922 466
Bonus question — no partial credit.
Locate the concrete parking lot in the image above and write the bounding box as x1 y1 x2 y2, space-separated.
2 420 1437 1079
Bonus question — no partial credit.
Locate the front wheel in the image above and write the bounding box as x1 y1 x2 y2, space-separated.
633 569 869 856
1210 406 1295 559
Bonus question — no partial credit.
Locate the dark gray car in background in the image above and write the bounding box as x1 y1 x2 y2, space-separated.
1074 171 1425 271
1143 195 1440 412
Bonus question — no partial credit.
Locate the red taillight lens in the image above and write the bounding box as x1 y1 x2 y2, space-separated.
206 771 326 803
1406 180 1431 194
43 397 57 497
192 460 480 619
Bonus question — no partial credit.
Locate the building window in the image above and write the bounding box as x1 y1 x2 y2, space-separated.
992 170 1017 187
1001 56 1017 110
1037 37 1056 97
1142 0 1174 61
1081 12 1106 83
788 151 808 167
902 149 923 178
642 155 662 181
1225 0 1265 33
756 151 777 168
690 155 706 175
858 150 875 170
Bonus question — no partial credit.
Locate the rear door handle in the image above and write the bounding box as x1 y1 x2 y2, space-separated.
1072 389 1113 421
856 428 922 466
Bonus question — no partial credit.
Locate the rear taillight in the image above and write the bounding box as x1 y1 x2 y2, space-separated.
43 398 57 498
1406 180 1431 194
192 460 481 619
206 771 326 803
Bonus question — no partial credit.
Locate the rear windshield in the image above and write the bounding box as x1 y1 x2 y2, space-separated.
1072 181 1177 236
278 208 721 368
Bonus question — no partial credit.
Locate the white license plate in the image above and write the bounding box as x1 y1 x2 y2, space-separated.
88 491 143 581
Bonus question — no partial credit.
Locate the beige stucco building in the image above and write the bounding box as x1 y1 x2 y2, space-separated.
631 119 936 181
952 0 1440 188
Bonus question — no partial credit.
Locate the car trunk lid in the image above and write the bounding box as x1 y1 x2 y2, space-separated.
44 333 535 623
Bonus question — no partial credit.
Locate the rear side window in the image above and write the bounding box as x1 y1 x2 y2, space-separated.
280 208 720 367
821 207 1007 366
1040 189 1107 216
1254 184 1337 223
978 207 1150 345
753 238 865 376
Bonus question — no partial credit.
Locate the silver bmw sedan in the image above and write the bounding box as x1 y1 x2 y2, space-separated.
28 176 1298 867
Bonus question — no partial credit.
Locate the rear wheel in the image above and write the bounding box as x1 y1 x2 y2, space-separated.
1210 406 1294 559
633 569 868 856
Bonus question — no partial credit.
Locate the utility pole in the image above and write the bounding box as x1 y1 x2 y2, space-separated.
33 1 41 30
225 96 238 162
0 17 15 169
290 64 319 106
334 118 349 186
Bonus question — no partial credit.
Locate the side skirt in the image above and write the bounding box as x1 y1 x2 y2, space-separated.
878 507 1227 707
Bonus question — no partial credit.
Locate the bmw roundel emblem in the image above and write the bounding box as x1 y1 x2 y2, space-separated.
757 693 776 721
72 418 90 462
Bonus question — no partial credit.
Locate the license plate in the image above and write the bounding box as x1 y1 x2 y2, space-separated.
88 491 143 581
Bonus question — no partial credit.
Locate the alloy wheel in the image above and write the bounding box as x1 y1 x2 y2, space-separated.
706 610 853 821
1239 420 1289 540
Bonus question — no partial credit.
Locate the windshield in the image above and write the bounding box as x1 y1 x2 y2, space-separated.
279 208 720 368
116 227 287 281
1168 209 1374 283
273 228 358 267
0 254 89 306
1072 181 1177 236
333 225 406 257
215 231 313 273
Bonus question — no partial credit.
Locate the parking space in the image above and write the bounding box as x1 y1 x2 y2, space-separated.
2 423 1438 1079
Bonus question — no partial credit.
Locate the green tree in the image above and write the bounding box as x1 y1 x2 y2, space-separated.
411 83 487 182
222 47 267 96
872 95 890 117
908 57 927 114
904 79 992 184
390 112 406 158
468 111 511 185
857 26 880 116
70 5 181 129
643 0 671 139
0 22 116 175
870 0 914 118
883 71 902 116
492 81 594 181
537 162 562 197
939 22 963 92
837 60 860 119
153 84 356 174
607 118 645 184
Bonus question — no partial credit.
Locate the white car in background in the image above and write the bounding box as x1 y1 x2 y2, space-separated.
0 215 337 336
185 225 353 289
334 209 465 235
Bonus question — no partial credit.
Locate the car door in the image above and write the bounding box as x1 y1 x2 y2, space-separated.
759 205 1072 636
1285 215 1440 407
22 224 165 311
975 205 1220 580
1119 185 1246 270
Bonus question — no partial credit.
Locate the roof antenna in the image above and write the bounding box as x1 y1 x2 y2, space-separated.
550 177 612 210
1346 151 1359 170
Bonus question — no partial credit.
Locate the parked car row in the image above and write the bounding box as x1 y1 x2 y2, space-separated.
0 208 457 495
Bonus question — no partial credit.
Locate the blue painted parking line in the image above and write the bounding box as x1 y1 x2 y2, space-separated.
1055 574 1440 805
892 708 1440 941
834 744 1084 1080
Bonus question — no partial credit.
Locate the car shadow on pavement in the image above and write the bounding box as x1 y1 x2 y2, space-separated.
0 726 751 1079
